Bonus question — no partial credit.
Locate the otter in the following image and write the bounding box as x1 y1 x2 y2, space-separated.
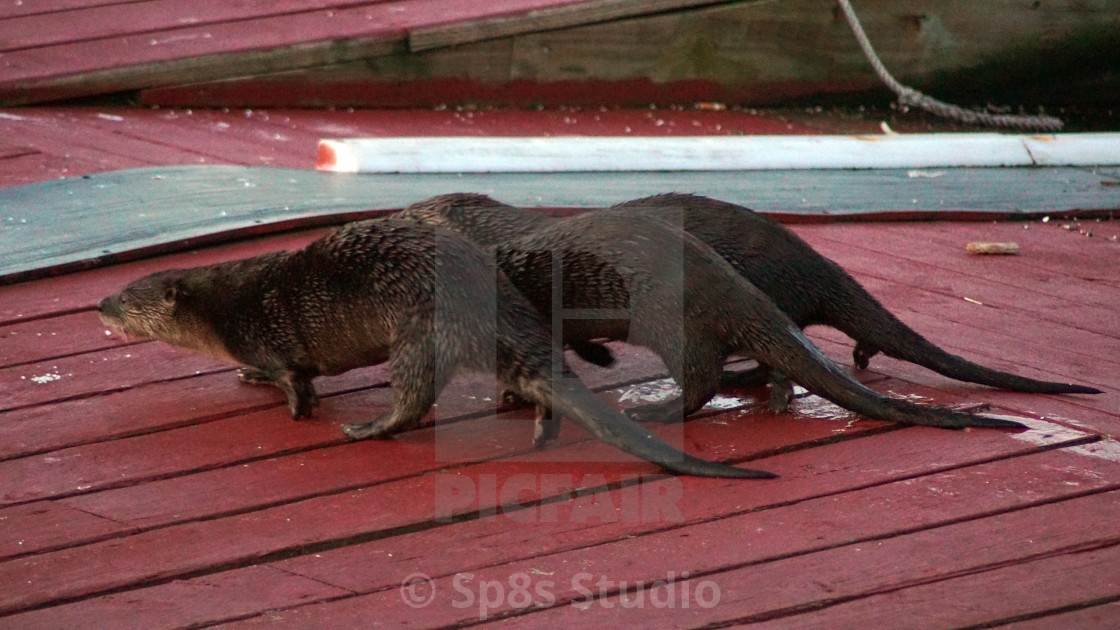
98 218 771 479
398 200 1026 429
613 193 1101 396
397 193 1099 403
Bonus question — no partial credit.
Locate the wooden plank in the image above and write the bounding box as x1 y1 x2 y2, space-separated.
802 221 1120 307
0 342 232 413
0 36 403 106
0 566 354 630
178 443 1116 629
3 364 395 483
797 228 1120 340
409 0 735 51
5 165 1119 285
987 603 1120 629
0 311 127 370
138 0 1120 110
0 0 403 52
6 0 1119 107
0 111 207 166
138 67 870 110
139 42 518 108
0 502 136 561
455 489 1120 628
0 0 129 20
0 419 1086 617
47 108 314 168
5 390 787 557
831 267 1120 364
743 545 1120 629
910 219 1120 289
317 134 1074 173
145 104 818 146
0 1 407 89
1026 133 1120 166
0 365 336 462
0 0 661 105
0 399 346 506
798 227 1120 373
1 444 1102 629
268 443 1120 593
0 150 115 191
495 0 1120 109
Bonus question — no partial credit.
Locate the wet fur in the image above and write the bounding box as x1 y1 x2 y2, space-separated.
613 194 1100 396
397 195 1032 430
399 193 1099 399
99 219 769 478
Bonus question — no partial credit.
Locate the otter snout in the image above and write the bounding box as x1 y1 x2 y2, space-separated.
97 294 122 328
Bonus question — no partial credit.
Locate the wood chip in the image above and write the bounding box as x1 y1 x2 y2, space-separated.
966 242 1020 255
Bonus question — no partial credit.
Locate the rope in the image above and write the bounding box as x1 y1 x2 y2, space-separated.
836 0 1063 132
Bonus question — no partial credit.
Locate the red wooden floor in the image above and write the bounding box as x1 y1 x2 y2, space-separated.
1 0 757 106
2 99 1119 627
0 105 823 190
1 211 1119 628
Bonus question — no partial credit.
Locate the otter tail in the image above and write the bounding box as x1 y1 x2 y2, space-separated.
833 281 1101 395
750 321 1027 430
550 379 775 479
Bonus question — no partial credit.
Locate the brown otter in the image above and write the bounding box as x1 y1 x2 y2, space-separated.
397 193 1100 403
397 199 1026 429
98 218 771 479
614 193 1101 397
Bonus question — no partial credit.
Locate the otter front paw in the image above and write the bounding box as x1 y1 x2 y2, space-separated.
532 406 561 448
499 388 531 411
280 378 319 420
237 367 274 385
768 376 793 413
341 420 396 440
288 394 319 420
853 342 878 370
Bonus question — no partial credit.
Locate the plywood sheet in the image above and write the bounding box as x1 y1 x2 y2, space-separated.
3 164 1118 284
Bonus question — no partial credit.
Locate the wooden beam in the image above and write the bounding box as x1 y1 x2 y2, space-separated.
0 37 403 107
315 134 1120 172
409 0 745 51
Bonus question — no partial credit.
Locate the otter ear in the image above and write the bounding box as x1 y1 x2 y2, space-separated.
163 279 184 304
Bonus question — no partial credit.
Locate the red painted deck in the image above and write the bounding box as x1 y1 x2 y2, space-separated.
0 0 730 105
2 100 1120 627
7 0 1118 111
1 209 1119 627
0 105 826 190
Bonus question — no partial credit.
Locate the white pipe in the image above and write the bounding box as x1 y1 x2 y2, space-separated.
316 133 1120 173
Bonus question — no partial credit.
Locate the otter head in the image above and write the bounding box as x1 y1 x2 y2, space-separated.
99 269 238 364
